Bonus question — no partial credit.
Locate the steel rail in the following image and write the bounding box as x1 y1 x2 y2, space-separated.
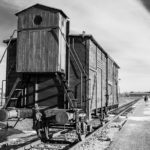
68 98 140 150
1 98 140 150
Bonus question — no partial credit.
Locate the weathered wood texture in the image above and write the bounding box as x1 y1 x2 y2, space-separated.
5 4 119 120
5 47 65 108
108 58 113 106
69 35 119 119
69 36 106 115
21 75 64 108
16 7 67 72
102 53 107 107
89 41 97 110
113 64 119 105
89 40 107 110
107 58 119 107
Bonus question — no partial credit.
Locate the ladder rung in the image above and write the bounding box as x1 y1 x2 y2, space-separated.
71 99 78 101
10 98 18 100
62 79 67 82
67 89 73 92
15 89 23 91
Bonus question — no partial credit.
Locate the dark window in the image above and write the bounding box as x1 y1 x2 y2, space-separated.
34 15 42 25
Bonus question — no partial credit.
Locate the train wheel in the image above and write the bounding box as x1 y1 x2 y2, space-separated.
77 133 86 141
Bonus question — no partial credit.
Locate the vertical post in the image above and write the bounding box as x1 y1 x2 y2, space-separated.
0 88 2 106
65 20 70 82
95 46 98 116
25 82 29 106
85 40 91 120
34 75 38 104
1 82 3 106
23 88 27 107
117 78 121 104
35 82 38 103
100 73 103 123
73 38 83 106
65 21 70 109
105 54 109 115
1 80 6 106
25 88 27 106
81 73 83 108
95 74 97 116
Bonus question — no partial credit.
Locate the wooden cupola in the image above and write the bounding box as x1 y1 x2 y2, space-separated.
16 4 69 73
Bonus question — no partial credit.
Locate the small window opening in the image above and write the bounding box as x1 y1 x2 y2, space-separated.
34 15 42 25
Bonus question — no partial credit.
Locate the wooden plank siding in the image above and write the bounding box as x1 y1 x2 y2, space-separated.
107 58 119 107
24 76 64 108
89 40 107 111
101 53 106 107
16 7 67 73
107 58 113 106
58 13 67 73
69 35 119 120
69 36 107 119
17 7 59 30
113 64 119 105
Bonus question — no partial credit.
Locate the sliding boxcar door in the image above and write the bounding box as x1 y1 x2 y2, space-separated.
89 69 97 111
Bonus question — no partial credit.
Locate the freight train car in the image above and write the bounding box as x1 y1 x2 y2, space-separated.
0 4 119 141
69 35 119 120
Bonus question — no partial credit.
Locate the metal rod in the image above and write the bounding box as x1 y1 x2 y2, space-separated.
3 78 21 109
73 39 83 107
0 29 17 64
35 76 38 103
1 80 6 106
24 88 27 107
58 27 88 78
81 73 83 108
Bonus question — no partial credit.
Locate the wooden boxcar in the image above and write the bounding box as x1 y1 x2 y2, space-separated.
2 4 119 126
69 35 119 119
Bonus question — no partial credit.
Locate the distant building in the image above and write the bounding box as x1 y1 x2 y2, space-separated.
129 92 150 97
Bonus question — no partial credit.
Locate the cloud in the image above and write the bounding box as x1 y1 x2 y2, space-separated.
140 0 150 12
0 2 17 44
1 0 150 92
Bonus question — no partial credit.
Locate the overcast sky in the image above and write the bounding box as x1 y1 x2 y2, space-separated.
0 0 150 92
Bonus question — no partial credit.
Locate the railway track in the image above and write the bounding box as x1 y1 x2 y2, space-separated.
109 98 140 115
68 98 140 150
0 98 140 150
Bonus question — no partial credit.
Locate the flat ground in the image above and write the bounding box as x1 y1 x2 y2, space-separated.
119 96 141 106
109 99 150 150
0 96 141 149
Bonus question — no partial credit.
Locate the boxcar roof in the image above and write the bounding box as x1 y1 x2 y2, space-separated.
69 34 120 68
15 3 68 19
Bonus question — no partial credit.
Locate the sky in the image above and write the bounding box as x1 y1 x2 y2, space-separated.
0 0 150 92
